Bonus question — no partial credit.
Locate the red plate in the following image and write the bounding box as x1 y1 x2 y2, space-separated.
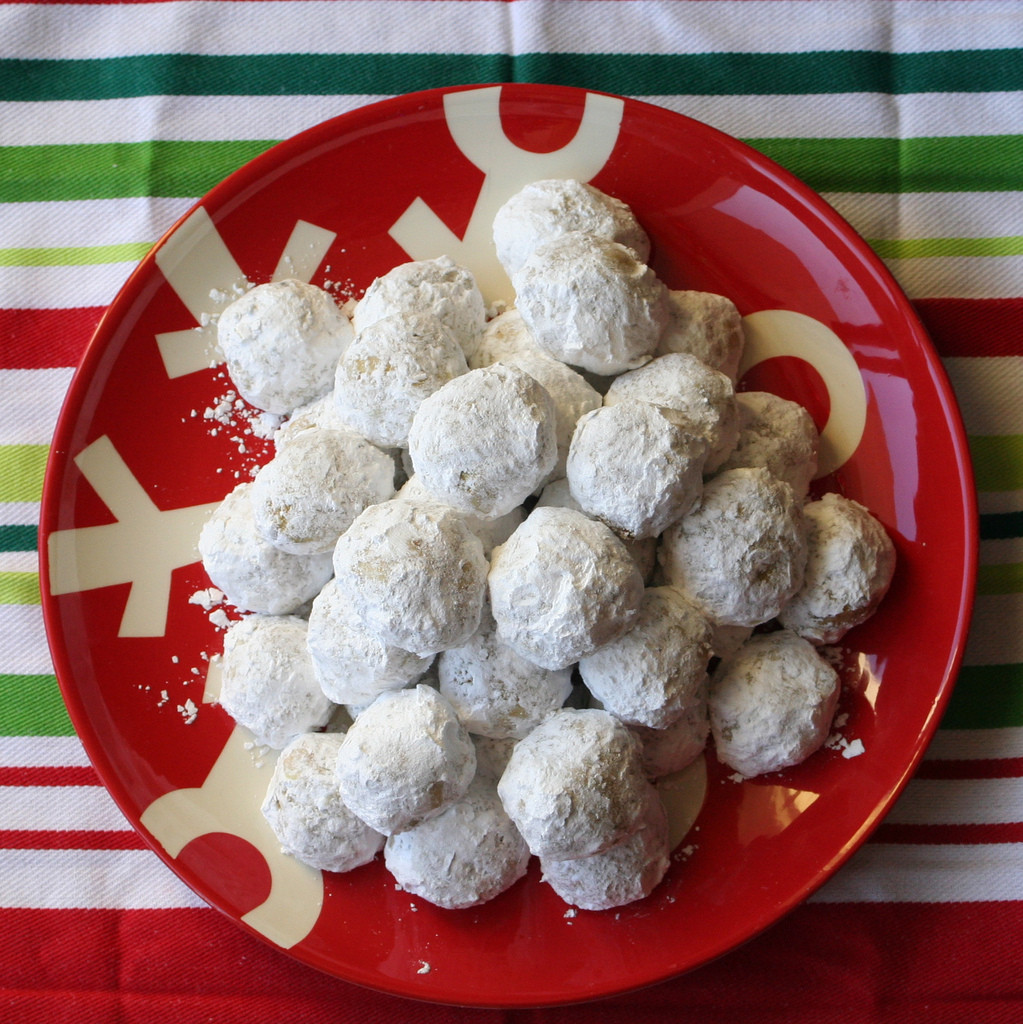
40 84 977 1007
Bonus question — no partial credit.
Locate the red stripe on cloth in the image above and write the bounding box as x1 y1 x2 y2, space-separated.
0 307 103 369
2 902 1022 1021
915 757 1023 780
913 297 1023 358
0 766 100 787
0 829 144 850
872 822 1023 845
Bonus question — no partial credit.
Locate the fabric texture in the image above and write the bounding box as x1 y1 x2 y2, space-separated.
2 1 1022 1020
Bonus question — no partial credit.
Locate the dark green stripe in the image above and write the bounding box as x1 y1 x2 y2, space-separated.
0 139 274 203
0 524 37 553
3 49 1022 102
980 511 1023 541
4 134 1021 205
940 663 1023 730
0 674 74 736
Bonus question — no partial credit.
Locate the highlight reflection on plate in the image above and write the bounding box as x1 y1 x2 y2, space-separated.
40 84 976 1008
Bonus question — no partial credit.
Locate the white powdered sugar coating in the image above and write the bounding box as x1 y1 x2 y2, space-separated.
539 782 670 910
488 505 645 670
512 232 669 375
218 614 334 749
335 685 476 835
333 311 468 449
656 289 745 382
658 467 808 628
306 577 433 706
468 308 544 370
718 391 819 500
217 279 354 414
272 391 347 448
603 352 739 473
493 178 650 277
578 586 714 730
331 497 487 658
630 684 711 779
778 492 897 644
353 255 487 362
407 363 557 519
261 732 384 873
198 482 333 615
437 609 574 740
709 629 841 777
250 427 396 554
472 734 519 782
384 775 530 909
497 708 649 860
566 401 707 540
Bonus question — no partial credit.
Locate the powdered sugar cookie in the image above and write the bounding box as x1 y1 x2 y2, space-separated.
261 732 384 873
217 278 353 414
709 629 841 777
656 289 745 382
335 684 476 835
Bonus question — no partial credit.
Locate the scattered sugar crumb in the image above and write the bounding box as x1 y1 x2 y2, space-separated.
157 689 169 707
416 961 431 975
842 738 866 759
177 699 199 725
189 587 225 611
563 908 577 919
727 772 746 783
209 608 232 630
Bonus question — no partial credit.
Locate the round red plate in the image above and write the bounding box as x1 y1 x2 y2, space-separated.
40 84 977 1007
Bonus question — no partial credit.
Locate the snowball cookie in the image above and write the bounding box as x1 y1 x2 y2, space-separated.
566 401 707 540
488 506 645 670
468 308 544 370
218 614 334 749
407 362 557 519
198 482 333 615
709 629 841 777
631 684 710 778
335 685 476 835
535 477 657 581
659 467 807 628
498 348 602 481
331 497 487 658
604 352 740 473
497 707 649 860
273 391 346 448
578 586 714 730
539 782 670 910
251 427 396 554
352 255 486 362
333 311 468 449
718 390 819 500
656 290 745 382
472 734 518 781
217 279 353 414
437 610 574 739
493 178 650 277
384 775 530 909
778 492 896 644
512 231 669 375
306 578 433 706
261 732 384 873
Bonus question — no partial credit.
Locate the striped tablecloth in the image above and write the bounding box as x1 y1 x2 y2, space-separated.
2 1 1020 1020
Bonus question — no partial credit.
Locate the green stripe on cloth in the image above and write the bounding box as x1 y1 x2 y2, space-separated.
981 512 1023 541
0 242 154 267
942 664 1023 730
977 564 1023 597
0 140 273 204
3 48 1022 102
4 135 1022 205
0 674 74 737
969 436 1023 492
0 525 37 552
869 236 1023 260
0 572 40 605
0 445 48 502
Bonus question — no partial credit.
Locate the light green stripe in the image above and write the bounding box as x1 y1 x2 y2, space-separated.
977 563 1023 596
969 435 1023 492
869 236 1023 259
0 242 153 268
0 674 74 736
0 571 40 605
0 445 48 503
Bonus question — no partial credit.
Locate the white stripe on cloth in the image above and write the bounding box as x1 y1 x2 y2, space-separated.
926 727 1023 761
2 1 1021 60
886 777 1023 826
0 735 91 768
810 842 1023 902
944 357 1023 437
0 369 74 445
979 491 1023 516
0 848 206 909
981 537 1023 566
0 502 41 527
965 594 1023 667
3 784 130 831
882 254 1023 301
0 261 138 310
0 605 54 675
